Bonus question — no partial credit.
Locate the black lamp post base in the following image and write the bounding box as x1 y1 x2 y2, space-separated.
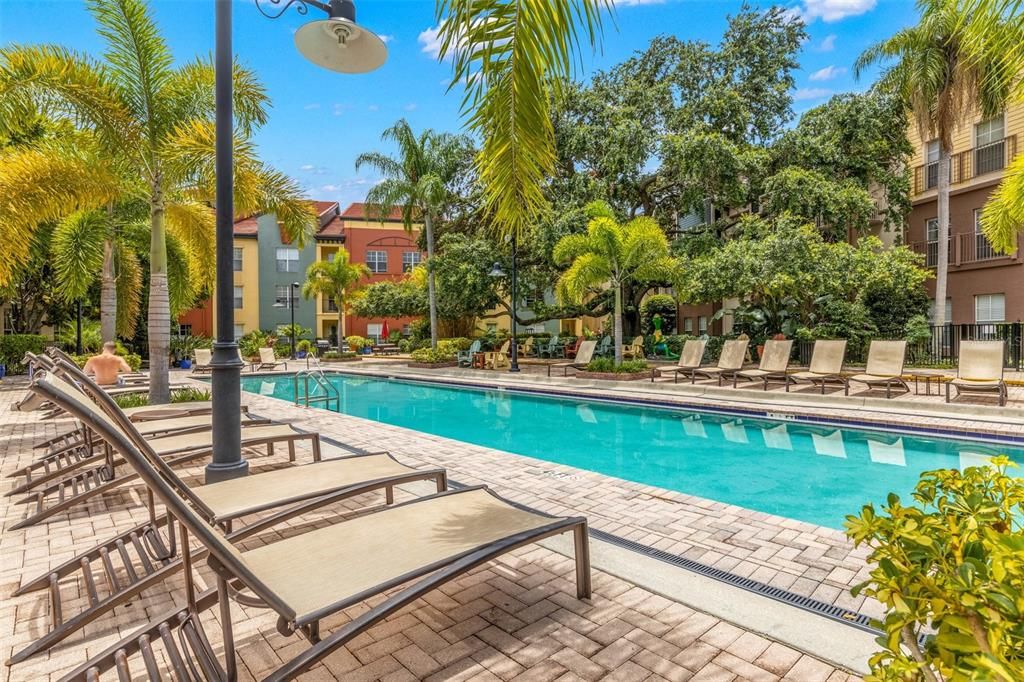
204 459 250 483
508 366 521 373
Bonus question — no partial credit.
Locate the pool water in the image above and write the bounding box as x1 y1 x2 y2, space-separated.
241 373 1020 529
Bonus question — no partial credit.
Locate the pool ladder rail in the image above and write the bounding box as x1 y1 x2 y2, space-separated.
293 358 339 411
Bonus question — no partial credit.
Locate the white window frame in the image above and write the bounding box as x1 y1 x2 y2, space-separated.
698 316 708 336
975 293 1005 324
401 251 421 272
276 247 299 273
232 286 243 310
233 324 244 340
926 139 940 164
366 250 388 273
275 284 291 306
930 298 953 324
975 115 1005 147
232 247 243 272
683 318 694 334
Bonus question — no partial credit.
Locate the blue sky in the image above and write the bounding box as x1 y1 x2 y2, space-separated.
0 0 920 209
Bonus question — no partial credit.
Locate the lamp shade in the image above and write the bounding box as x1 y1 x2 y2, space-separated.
294 17 387 74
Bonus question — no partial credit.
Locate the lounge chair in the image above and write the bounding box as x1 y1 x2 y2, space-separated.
486 340 511 369
659 339 708 383
9 371 449 665
786 340 847 394
946 340 1007 406
734 339 793 390
846 340 909 398
622 336 644 360
517 336 535 357
458 339 482 367
34 374 591 682
548 340 597 377
691 339 749 385
256 347 288 371
192 348 213 373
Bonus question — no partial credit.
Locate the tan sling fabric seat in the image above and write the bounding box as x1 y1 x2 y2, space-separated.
661 339 708 383
691 339 749 385
256 347 288 371
787 340 847 393
947 340 1007 406
846 340 909 398
734 339 793 390
193 348 213 373
548 340 597 377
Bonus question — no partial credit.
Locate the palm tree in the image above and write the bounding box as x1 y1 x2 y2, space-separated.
301 247 371 343
0 0 316 403
855 0 1019 327
554 201 678 364
356 119 470 349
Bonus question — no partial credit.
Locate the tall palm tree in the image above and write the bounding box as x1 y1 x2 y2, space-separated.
356 119 470 349
0 0 315 403
301 247 371 343
856 0 1019 326
554 201 678 364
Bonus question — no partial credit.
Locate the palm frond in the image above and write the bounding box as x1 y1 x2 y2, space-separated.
165 231 197 315
163 55 270 136
980 152 1024 254
115 244 143 337
52 210 108 301
165 200 215 290
556 251 612 304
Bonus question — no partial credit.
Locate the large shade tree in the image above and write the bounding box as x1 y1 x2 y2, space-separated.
856 0 1019 326
0 0 316 402
301 247 371 342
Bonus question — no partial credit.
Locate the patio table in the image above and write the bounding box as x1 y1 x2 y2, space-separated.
908 369 947 396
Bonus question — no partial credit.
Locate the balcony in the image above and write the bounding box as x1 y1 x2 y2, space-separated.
912 135 1017 195
910 232 1013 267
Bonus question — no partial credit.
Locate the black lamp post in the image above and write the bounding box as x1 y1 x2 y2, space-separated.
206 0 387 485
273 282 302 358
489 236 520 373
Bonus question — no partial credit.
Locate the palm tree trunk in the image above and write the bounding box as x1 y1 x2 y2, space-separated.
337 301 345 343
100 238 117 343
613 285 623 365
934 146 951 327
148 175 171 404
424 213 439 349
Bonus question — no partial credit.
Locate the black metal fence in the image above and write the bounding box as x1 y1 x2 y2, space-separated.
796 323 1024 369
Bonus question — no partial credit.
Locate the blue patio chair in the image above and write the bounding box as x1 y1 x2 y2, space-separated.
594 336 612 357
539 334 562 358
458 340 482 367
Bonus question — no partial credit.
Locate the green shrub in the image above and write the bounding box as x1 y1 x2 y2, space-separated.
238 330 273 360
296 339 313 354
322 351 357 360
845 457 1024 682
585 358 649 373
641 294 678 336
0 334 48 374
410 347 456 364
113 393 149 409
438 337 472 353
172 387 211 403
345 335 369 352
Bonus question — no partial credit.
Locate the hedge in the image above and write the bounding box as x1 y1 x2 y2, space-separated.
0 335 47 374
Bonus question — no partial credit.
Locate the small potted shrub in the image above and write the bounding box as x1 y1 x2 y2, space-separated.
346 335 370 355
408 347 458 368
295 339 313 359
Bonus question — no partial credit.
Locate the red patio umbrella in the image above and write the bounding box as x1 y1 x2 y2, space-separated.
380 319 390 342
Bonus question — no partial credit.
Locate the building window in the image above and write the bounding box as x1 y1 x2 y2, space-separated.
402 251 421 272
975 116 1007 175
178 324 192 337
526 323 546 334
233 324 244 340
276 247 299 272
683 317 694 334
366 250 387 273
973 209 997 260
925 140 940 189
233 286 243 310
925 218 940 267
232 247 243 272
975 293 1005 324
275 284 293 306
326 251 336 263
486 322 497 332
698 316 708 336
324 295 338 313
930 298 953 324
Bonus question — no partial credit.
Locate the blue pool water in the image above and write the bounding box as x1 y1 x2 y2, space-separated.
240 373 1020 529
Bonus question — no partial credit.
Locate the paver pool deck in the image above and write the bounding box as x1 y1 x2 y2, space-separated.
5 359 1021 681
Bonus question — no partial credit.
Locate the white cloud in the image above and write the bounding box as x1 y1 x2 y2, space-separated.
331 103 353 117
403 103 418 112
300 164 315 171
321 184 340 192
612 0 665 6
379 34 394 44
809 65 846 81
793 87 833 101
303 103 320 110
418 25 444 60
817 34 837 51
367 104 380 112
800 0 876 23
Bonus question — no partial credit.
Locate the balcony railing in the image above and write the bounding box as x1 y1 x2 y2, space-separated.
910 232 1009 267
912 135 1017 194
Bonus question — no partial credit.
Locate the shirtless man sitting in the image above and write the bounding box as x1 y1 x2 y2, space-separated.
83 342 134 386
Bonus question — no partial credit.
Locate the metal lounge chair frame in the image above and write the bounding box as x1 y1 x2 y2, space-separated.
946 340 1007 406
548 340 597 377
8 372 448 665
733 339 793 390
34 376 591 682
845 340 910 399
192 348 213 374
786 340 847 394
691 339 749 385
255 347 288 371
661 339 708 383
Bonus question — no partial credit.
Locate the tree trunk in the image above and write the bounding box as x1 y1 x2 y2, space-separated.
147 175 171 404
424 213 439 349
100 238 117 343
337 300 345 342
933 146 951 327
613 284 623 365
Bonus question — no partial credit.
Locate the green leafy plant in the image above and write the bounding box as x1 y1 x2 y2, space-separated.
904 314 934 365
585 358 649 374
238 330 273 360
170 334 212 359
437 338 472 354
112 393 148 409
172 387 211 403
345 335 369 352
296 339 313 355
640 294 678 336
0 334 47 374
322 351 358 360
845 457 1024 682
410 347 457 364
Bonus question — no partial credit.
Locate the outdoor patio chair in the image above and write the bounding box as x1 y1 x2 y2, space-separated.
786 340 848 394
946 340 1007 406
458 339 482 367
622 336 644 359
192 348 213 373
486 340 511 369
594 335 612 357
691 339 749 385
256 347 288 371
538 334 562 358
846 340 909 398
8 370 450 665
35 373 590 682
659 339 708 383
517 336 535 357
733 339 794 390
548 340 597 377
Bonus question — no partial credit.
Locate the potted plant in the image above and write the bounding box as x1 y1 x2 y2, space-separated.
295 339 313 359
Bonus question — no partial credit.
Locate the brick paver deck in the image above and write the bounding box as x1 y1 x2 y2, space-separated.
0 379 860 681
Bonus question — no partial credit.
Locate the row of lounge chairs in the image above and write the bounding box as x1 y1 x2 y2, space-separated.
6 349 592 679
660 338 1010 405
192 347 289 373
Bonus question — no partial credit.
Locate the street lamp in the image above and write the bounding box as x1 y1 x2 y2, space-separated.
206 0 387 485
273 282 302 358
489 235 520 373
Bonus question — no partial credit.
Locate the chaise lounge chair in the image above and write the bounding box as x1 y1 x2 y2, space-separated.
192 348 213 373
691 339 749 385
846 340 909 398
786 339 847 394
34 374 592 682
8 370 449 665
946 340 1007 406
548 340 597 376
256 347 288 371
733 339 793 390
659 338 708 383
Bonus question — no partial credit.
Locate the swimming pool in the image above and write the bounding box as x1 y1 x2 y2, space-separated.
240 373 1020 529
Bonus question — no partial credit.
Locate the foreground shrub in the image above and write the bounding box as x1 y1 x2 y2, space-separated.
0 334 47 374
585 358 649 373
345 335 370 352
410 347 456 364
111 387 211 409
113 393 149 409
845 457 1024 682
323 351 358 360
438 337 472 353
